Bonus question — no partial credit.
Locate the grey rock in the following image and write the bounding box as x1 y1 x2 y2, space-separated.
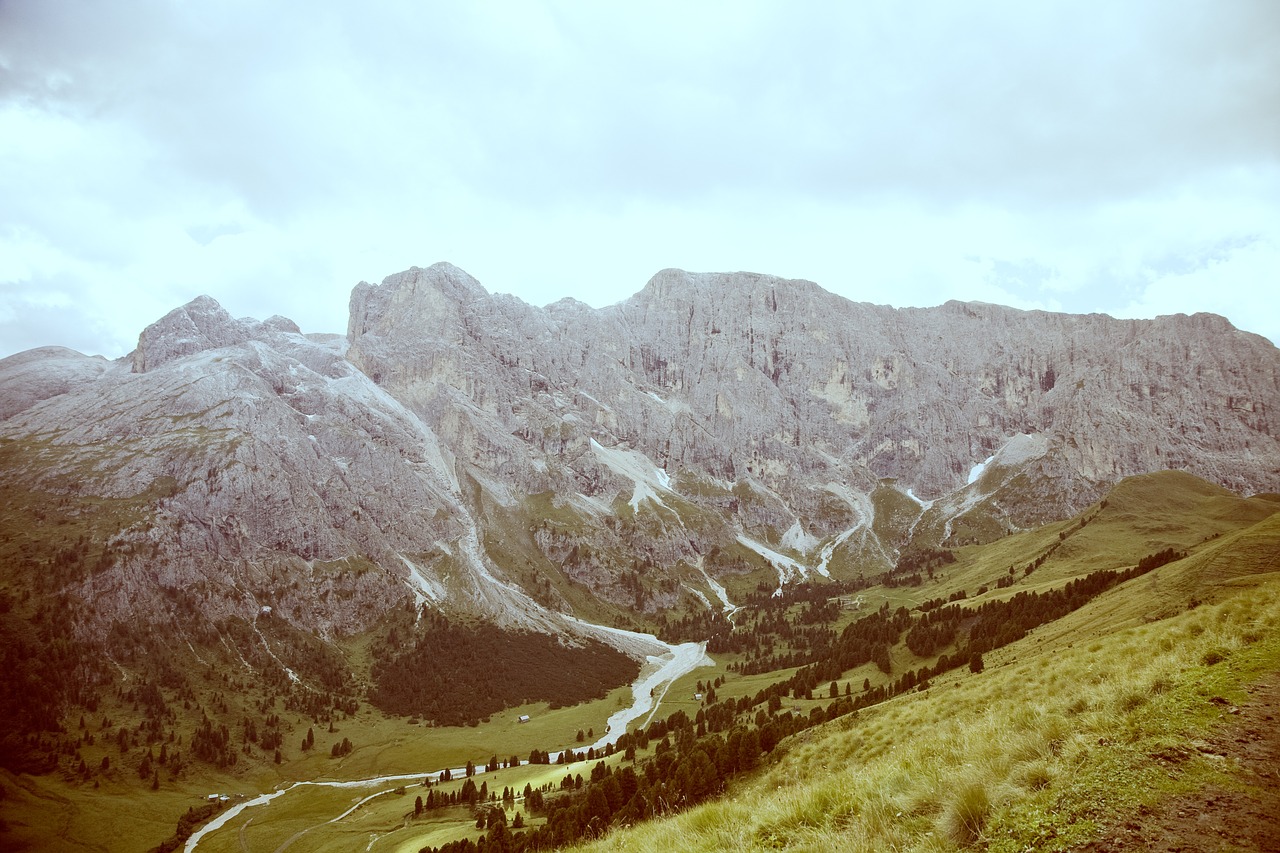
3 265 1278 654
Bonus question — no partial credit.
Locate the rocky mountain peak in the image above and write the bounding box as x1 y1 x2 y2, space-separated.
347 262 491 343
262 315 302 335
629 268 829 310
130 294 251 374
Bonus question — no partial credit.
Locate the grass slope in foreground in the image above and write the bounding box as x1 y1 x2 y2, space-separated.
571 569 1280 850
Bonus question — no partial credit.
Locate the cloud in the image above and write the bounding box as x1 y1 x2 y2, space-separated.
1 0 1278 359
1114 236 1280 344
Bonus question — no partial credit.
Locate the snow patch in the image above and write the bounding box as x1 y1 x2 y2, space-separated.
967 454 995 485
968 434 1047 486
935 433 1051 542
905 488 933 508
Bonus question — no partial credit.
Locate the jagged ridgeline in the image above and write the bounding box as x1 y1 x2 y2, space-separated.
0 262 1278 780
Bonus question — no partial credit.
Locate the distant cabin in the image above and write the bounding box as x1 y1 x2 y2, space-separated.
518 715 531 723
694 693 703 701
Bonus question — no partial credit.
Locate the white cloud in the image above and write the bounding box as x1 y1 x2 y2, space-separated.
1114 237 1280 343
1 0 1278 360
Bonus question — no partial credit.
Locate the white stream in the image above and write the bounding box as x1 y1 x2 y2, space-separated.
185 627 711 851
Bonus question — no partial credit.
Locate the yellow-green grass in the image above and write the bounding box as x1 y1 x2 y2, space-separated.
859 470 1279 619
198 739 623 852
701 664 799 706
717 565 782 603
1020 511 1280 655
95 502 1270 853
0 670 636 852
569 577 1280 853
5 469 1272 852
196 778 522 853
870 481 928 547
311 684 633 783
0 769 199 853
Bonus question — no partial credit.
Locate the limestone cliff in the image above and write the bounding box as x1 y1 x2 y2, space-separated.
3 263 1278 651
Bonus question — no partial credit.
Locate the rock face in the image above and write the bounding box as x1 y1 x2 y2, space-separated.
348 264 1279 529
3 262 1279 651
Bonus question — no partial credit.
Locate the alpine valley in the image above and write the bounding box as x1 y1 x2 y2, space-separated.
2 263 1279 853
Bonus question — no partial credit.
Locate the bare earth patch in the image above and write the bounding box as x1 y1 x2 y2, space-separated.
1072 672 1280 853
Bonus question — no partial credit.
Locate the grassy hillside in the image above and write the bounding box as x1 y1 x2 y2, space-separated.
884 470 1278 616
572 571 1280 852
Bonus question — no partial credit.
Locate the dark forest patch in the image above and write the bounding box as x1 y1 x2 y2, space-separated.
368 614 639 726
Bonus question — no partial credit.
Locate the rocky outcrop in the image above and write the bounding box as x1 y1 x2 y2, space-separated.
347 264 1280 538
130 295 252 373
0 346 111 419
2 304 474 639
3 264 1278 652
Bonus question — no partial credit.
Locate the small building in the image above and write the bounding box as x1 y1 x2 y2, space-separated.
693 693 703 701
518 715 531 723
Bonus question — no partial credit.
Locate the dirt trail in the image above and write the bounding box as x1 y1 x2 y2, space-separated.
1073 672 1280 853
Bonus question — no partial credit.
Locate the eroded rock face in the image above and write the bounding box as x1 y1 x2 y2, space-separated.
348 264 1280 522
3 303 470 639
3 265 1278 649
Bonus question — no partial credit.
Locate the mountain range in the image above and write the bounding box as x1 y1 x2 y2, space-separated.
3 263 1276 648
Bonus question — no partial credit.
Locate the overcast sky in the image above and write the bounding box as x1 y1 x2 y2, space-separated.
2 1 1278 360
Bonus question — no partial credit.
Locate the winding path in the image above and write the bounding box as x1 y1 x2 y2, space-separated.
186 635 711 851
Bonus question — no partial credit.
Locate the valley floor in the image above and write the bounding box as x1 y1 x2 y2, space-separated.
1071 670 1280 853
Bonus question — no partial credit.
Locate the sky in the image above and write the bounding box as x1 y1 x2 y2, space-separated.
1 0 1278 361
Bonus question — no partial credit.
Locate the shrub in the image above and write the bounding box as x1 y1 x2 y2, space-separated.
940 780 990 845
1201 648 1228 666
